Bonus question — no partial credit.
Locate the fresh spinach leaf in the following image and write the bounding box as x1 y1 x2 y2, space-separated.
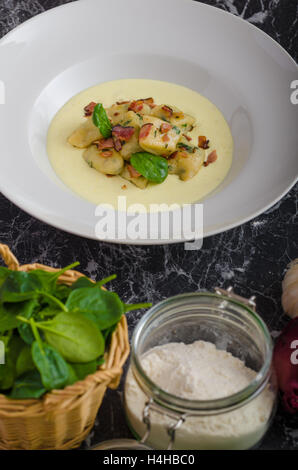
38 306 62 319
0 330 12 348
8 335 24 364
92 103 112 138
40 312 105 363
130 152 168 183
66 288 124 330
0 304 22 331
0 336 23 390
102 323 117 344
0 262 77 307
0 271 41 302
54 284 72 301
38 291 68 312
29 317 70 390
66 287 150 331
0 266 9 277
0 266 9 289
16 345 35 377
65 364 78 386
0 358 15 390
10 370 46 399
0 298 39 333
31 340 69 390
70 277 95 290
30 262 79 293
18 322 35 345
71 361 97 380
17 298 40 344
28 270 57 291
70 274 117 291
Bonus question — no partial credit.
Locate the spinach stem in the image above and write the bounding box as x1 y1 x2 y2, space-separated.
53 261 80 280
29 318 44 353
16 315 31 324
39 291 68 312
35 324 81 345
96 274 117 287
16 315 81 345
124 302 152 313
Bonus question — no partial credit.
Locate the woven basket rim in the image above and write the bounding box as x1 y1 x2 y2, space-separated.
0 244 130 414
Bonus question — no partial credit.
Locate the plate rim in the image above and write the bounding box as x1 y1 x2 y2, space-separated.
0 0 297 244
0 0 297 69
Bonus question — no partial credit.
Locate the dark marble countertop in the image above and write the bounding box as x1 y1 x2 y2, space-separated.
0 0 297 450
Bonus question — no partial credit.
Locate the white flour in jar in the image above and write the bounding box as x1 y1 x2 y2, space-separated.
125 341 275 450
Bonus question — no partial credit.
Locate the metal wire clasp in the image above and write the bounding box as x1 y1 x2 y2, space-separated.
140 398 187 450
215 286 256 311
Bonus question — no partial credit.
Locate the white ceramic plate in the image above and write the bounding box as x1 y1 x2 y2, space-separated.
0 0 297 244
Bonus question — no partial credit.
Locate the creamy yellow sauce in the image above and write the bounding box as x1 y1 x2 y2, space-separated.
47 79 233 211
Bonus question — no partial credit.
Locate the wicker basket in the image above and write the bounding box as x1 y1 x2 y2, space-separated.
0 244 130 450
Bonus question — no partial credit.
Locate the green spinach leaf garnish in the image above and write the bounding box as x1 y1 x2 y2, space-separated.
92 103 112 138
130 152 168 183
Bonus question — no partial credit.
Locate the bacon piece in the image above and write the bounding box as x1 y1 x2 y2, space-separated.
127 98 155 112
160 123 172 134
84 101 97 117
121 184 127 190
139 123 153 139
169 151 178 159
204 150 218 166
161 105 173 116
112 125 135 142
198 135 210 149
207 150 218 163
114 138 122 152
168 150 187 159
101 150 113 157
95 138 114 150
128 100 144 113
183 133 192 141
116 100 130 105
162 134 170 142
127 164 141 178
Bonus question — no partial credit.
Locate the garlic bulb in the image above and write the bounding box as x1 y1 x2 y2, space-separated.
282 259 298 318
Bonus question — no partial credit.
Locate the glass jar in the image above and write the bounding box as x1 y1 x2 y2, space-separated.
124 289 277 450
